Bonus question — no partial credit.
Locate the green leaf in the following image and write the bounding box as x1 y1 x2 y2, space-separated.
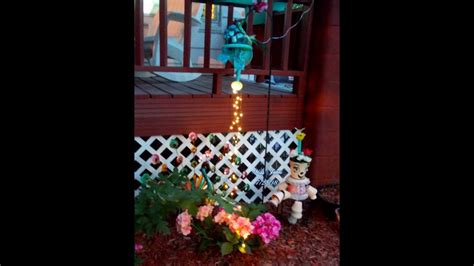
179 200 198 216
198 238 211 251
223 227 235 243
220 242 234 256
248 210 261 220
156 219 170 235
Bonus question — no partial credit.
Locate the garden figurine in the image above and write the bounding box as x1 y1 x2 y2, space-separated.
269 128 318 224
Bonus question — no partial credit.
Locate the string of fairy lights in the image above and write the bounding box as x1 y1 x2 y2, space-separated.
229 80 244 145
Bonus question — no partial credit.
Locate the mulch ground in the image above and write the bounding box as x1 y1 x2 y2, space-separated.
318 185 340 205
136 196 340 266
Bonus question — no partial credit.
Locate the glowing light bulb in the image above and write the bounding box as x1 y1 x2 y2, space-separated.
234 112 238 116
242 243 246 248
240 113 243 117
231 80 243 91
238 127 242 131
230 126 233 130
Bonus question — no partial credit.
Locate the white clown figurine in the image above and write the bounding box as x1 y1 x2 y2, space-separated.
269 128 318 224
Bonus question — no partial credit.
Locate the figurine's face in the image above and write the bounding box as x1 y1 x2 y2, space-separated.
290 161 309 179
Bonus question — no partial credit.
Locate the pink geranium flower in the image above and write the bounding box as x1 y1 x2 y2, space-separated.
196 204 214 221
176 209 193 236
213 209 228 225
228 216 253 239
251 213 281 244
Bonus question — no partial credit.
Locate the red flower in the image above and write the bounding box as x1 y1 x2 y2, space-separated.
303 148 313 156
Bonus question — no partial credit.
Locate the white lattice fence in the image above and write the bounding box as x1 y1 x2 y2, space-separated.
134 130 298 203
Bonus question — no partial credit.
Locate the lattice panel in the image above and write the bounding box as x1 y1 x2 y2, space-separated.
134 130 298 203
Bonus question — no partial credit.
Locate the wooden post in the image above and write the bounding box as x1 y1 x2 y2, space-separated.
225 5 234 70
281 0 293 70
256 0 273 83
159 0 168 67
204 0 212 68
212 73 222 95
263 0 274 70
135 0 144 66
183 0 192 67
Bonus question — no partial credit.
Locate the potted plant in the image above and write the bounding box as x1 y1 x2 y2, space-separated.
317 184 340 221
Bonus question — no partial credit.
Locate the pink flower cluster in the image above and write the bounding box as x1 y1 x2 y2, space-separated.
251 213 281 244
196 204 214 221
135 243 143 253
176 209 193 236
213 209 253 239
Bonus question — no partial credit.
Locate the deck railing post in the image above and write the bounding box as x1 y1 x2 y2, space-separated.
183 0 192 68
204 0 213 68
256 0 273 83
159 0 168 67
281 0 293 70
225 5 234 70
212 73 223 95
135 0 144 66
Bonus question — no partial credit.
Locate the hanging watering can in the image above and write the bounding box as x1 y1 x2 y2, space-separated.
217 22 253 81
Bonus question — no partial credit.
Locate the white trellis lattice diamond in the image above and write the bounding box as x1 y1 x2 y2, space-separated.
134 130 297 203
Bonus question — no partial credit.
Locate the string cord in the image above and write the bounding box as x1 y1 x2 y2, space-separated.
243 0 314 45
262 9 273 203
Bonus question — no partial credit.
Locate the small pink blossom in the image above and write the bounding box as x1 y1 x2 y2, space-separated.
188 132 197 142
176 155 183 164
176 209 193 236
228 216 253 239
213 209 228 225
151 154 160 165
224 167 230 175
242 171 248 179
196 205 214 221
135 243 143 253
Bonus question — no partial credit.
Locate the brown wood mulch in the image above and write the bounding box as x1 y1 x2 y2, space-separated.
135 198 340 266
318 185 340 204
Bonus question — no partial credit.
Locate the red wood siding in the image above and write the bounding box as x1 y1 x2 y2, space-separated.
135 95 299 136
303 0 339 186
135 75 300 136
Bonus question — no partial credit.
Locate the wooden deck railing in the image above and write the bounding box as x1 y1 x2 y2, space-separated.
135 0 314 96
